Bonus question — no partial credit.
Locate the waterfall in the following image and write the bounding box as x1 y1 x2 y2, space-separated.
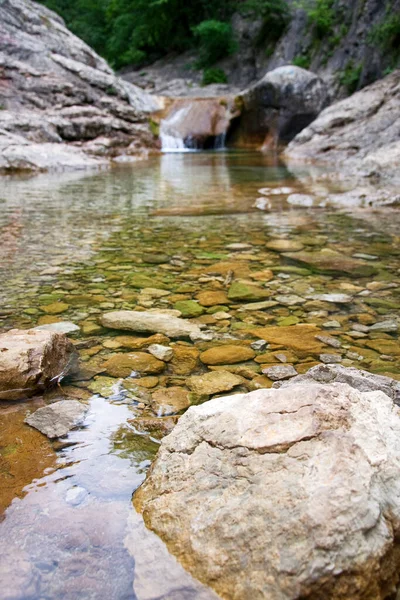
159 97 237 153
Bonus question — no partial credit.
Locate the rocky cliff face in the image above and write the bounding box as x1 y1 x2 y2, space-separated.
0 0 159 172
285 69 400 185
124 0 400 101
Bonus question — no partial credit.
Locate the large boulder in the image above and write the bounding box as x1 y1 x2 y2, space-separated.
275 363 400 405
233 66 328 149
285 69 400 184
0 0 159 171
0 329 77 401
135 377 400 599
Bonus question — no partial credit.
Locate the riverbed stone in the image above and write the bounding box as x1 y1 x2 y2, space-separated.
251 325 325 357
148 344 173 362
170 345 200 375
311 293 353 304
129 416 179 439
262 365 298 380
113 334 170 350
173 300 205 318
35 322 80 334
151 387 190 416
187 371 243 396
129 274 167 289
228 281 270 302
283 249 378 277
135 380 400 599
25 400 88 439
102 353 165 377
0 328 77 401
40 302 69 315
100 310 203 340
369 320 398 333
196 291 229 307
266 239 304 253
200 345 256 366
365 339 400 356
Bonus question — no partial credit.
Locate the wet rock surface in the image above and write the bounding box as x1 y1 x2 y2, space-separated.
100 310 203 340
25 399 88 438
0 154 400 599
0 329 77 401
135 378 400 599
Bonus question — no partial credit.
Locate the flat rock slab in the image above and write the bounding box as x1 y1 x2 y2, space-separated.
251 324 325 357
187 371 243 396
25 400 88 439
283 249 378 277
35 322 80 334
0 328 77 401
100 310 203 340
200 345 256 366
135 377 400 599
102 353 165 377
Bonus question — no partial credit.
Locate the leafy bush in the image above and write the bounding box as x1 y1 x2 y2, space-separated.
307 0 335 39
292 54 311 69
338 62 362 94
202 67 228 85
369 13 400 53
37 0 290 69
193 20 237 67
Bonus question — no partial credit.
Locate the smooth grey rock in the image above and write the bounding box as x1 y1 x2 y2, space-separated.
310 293 353 304
0 328 77 401
100 310 202 340
319 353 342 364
262 364 298 380
238 66 328 149
286 70 400 184
315 335 342 348
369 320 398 333
25 400 88 438
250 339 268 351
135 382 400 599
147 344 173 362
275 294 304 306
35 321 80 334
286 193 315 207
277 364 400 405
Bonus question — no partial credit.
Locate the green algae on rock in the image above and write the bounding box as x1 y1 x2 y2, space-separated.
102 352 165 377
228 281 271 302
283 249 379 278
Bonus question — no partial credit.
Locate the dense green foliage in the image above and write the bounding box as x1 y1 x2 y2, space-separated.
36 0 289 69
202 67 228 85
369 13 400 54
307 0 335 39
338 61 362 93
193 20 237 68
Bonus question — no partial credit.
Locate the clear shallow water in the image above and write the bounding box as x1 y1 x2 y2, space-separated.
0 151 399 600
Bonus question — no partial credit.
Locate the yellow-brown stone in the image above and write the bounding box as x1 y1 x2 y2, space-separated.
200 345 256 365
102 352 165 377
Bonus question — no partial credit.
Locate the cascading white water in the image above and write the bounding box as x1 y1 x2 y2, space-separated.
159 98 235 153
160 105 194 152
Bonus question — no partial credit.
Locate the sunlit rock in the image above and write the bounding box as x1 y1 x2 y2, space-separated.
0 329 77 401
135 379 400 599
